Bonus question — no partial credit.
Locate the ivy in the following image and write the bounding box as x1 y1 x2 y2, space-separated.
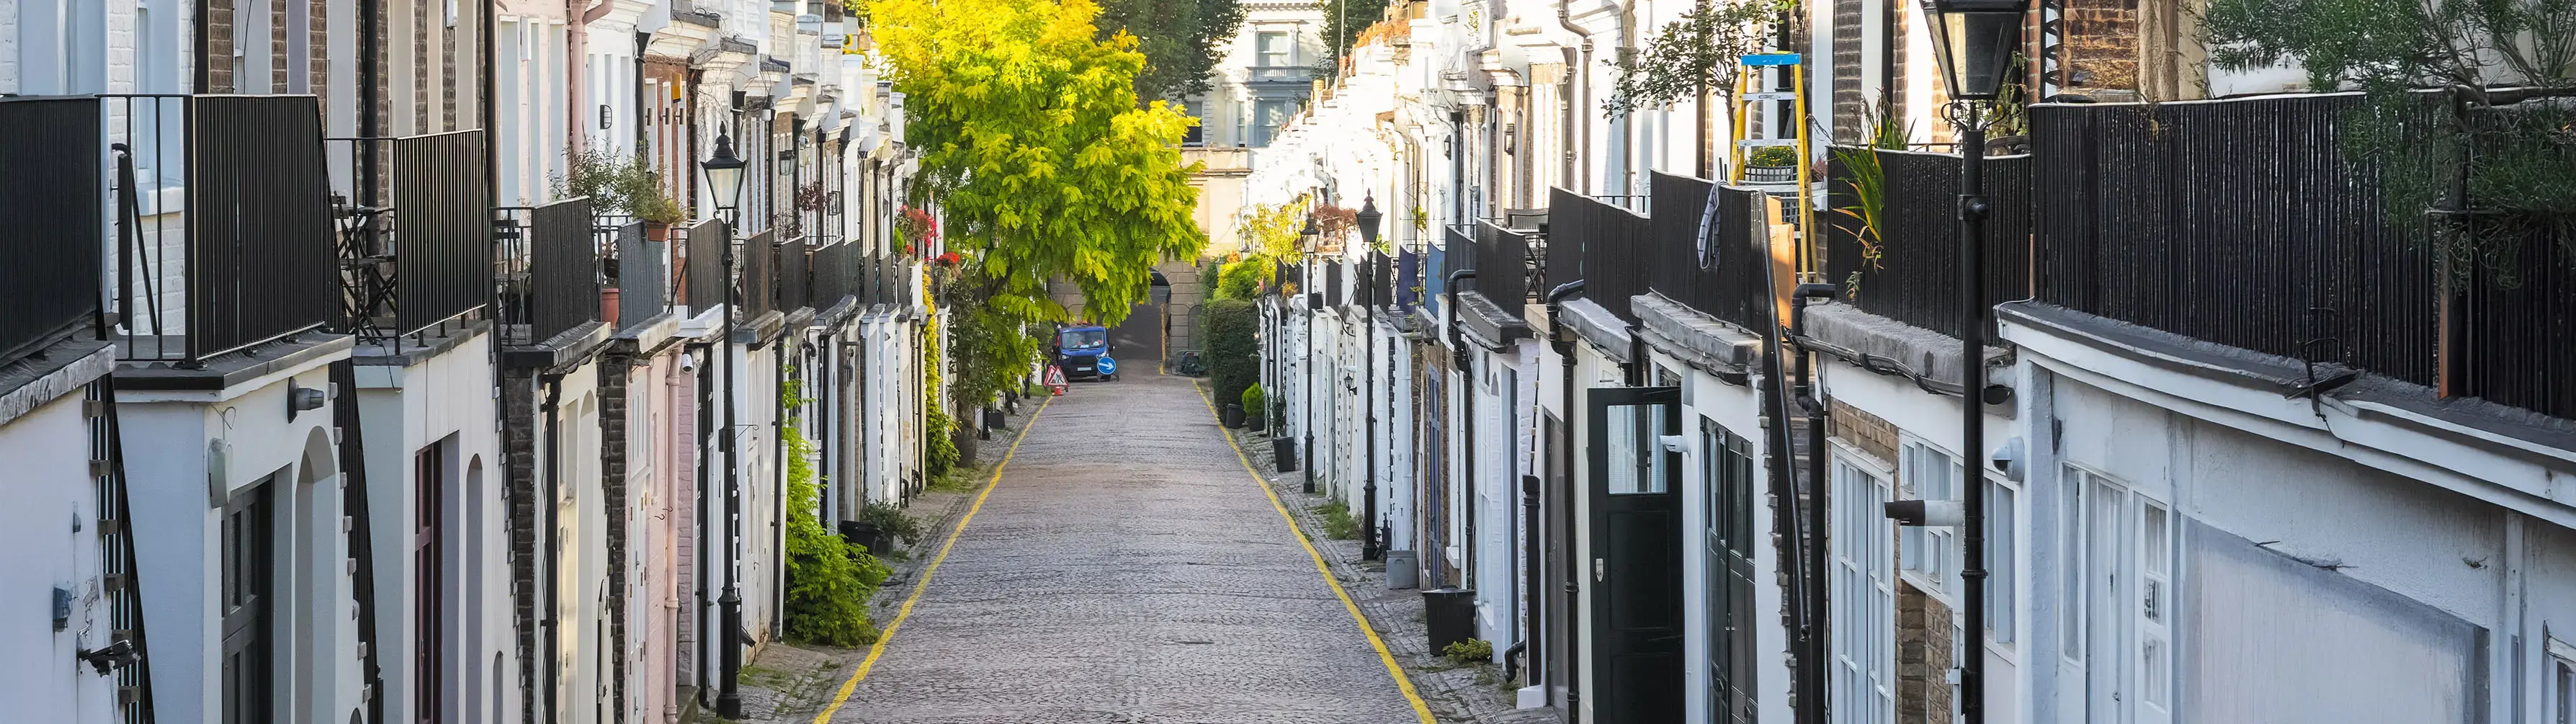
780 368 893 647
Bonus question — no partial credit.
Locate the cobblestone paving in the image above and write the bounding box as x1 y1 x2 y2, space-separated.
820 373 1423 723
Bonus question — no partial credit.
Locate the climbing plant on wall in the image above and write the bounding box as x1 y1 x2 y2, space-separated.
779 367 893 646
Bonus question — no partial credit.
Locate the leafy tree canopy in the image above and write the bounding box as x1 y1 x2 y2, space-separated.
868 0 1209 326
1095 0 1248 103
1605 0 1798 117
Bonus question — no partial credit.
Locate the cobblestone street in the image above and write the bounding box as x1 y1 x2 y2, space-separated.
796 372 1428 723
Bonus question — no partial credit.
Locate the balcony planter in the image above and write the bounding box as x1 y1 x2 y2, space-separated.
601 287 621 328
1222 403 1245 428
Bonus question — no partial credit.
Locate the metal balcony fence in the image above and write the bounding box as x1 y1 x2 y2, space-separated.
0 97 104 366
1820 148 2034 343
2033 94 2574 419
328 131 495 351
1325 262 1345 307
812 240 859 306
1645 173 1774 331
779 236 810 311
1464 222 1537 308
684 219 726 313
2034 95 2436 385
1547 189 1655 322
741 229 777 320
495 197 601 346
102 94 338 365
613 220 665 331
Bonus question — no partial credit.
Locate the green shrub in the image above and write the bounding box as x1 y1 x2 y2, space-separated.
1443 638 1495 665
1214 259 1269 300
1748 144 1799 166
861 501 926 547
926 406 959 478
1241 383 1266 419
1319 500 1359 540
782 420 892 647
1204 298 1259 406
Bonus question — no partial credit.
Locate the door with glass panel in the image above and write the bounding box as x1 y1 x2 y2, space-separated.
1586 385 1683 722
2066 467 2174 724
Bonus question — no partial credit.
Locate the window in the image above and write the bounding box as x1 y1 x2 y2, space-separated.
1251 99 1292 147
1830 456 1895 724
2556 642 2574 724
1900 442 1958 590
1256 31 1292 67
2064 465 2175 723
415 444 447 724
220 481 274 724
1988 479 2016 644
1703 421 1757 722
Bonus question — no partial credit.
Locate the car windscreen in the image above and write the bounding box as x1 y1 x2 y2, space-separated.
1059 329 1107 349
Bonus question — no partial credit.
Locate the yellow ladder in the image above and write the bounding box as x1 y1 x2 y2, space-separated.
1727 53 1815 275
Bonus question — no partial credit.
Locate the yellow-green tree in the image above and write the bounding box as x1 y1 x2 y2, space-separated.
867 0 1207 325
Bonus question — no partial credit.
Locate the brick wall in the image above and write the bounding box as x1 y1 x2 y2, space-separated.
1829 398 1898 464
1896 580 1956 723
501 370 540 724
1830 0 1866 140
599 349 635 723
206 0 235 91
2060 0 2142 97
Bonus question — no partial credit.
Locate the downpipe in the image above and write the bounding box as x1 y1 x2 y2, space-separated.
1362 269 1382 561
540 373 565 724
1789 282 1838 724
1444 269 1478 591
1542 280 1586 704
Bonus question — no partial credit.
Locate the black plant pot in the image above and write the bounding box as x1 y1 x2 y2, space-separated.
1222 403 1245 429
1247 414 1267 432
1272 436 1300 473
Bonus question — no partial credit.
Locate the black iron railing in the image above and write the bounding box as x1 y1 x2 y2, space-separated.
496 197 601 346
613 221 664 330
812 240 859 306
1820 148 2032 342
1645 174 1773 331
779 236 810 311
741 229 777 320
0 97 104 366
104 94 338 364
1461 223 1534 308
1547 189 1654 321
2033 96 2436 385
1325 262 1346 307
331 131 494 350
684 219 726 313
2033 94 2572 419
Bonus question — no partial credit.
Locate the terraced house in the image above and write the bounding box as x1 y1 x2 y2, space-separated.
1254 0 2576 721
0 1 931 723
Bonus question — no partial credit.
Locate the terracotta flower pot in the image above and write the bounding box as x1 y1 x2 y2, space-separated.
601 287 621 328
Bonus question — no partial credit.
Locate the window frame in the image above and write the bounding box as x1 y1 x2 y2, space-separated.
1255 30 1292 67
1828 442 1897 724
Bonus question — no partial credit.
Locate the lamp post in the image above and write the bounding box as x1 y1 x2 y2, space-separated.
1300 215 1321 493
701 133 750 721
1354 195 1384 560
1918 2 2022 721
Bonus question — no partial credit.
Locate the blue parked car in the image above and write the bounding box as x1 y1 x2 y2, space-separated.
1053 325 1119 381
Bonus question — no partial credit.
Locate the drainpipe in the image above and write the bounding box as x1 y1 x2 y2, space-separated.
1555 1 1592 195
688 343 713 700
1305 288 1320 493
1542 279 1586 703
540 373 565 724
1790 282 1837 724
1753 269 1805 724
1446 269 1490 645
774 336 790 637
483 0 498 200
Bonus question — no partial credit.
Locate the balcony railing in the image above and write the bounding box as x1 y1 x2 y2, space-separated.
0 97 105 366
2034 94 2574 419
331 131 496 351
1822 148 2034 343
1461 222 1535 308
611 220 665 331
1644 173 1772 332
778 236 810 312
1325 262 1345 307
104 95 339 365
1548 189 1654 322
813 240 859 308
684 219 727 313
494 197 601 346
741 229 777 320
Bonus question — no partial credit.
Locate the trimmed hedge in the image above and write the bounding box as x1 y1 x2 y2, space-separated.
1204 298 1258 407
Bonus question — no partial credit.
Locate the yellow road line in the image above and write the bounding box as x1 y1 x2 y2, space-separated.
808 394 1055 724
1194 380 1439 724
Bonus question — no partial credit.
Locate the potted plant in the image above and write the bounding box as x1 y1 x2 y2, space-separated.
1744 144 1799 184
1243 384 1268 432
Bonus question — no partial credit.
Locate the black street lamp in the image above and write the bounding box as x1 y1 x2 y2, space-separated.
1300 214 1321 493
1918 1 2023 721
704 132 750 721
1356 195 1383 560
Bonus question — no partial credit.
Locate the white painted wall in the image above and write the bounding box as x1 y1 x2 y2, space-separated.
352 333 507 724
0 384 123 724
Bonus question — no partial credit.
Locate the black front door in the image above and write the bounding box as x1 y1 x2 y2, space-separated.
1586 386 1683 723
220 479 274 724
